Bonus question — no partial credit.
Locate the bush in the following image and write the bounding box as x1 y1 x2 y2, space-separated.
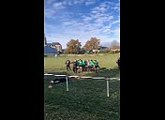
99 49 111 53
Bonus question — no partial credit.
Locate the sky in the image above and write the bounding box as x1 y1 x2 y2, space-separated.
45 0 120 49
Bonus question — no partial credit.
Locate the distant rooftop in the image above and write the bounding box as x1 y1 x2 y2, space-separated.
47 42 61 46
44 46 57 54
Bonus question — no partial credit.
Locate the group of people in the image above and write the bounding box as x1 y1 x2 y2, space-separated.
65 57 120 73
65 59 100 73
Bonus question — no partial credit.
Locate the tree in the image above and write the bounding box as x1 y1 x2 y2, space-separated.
83 37 100 52
65 39 81 54
110 40 120 49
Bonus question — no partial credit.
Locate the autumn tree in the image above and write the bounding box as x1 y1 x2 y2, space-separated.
83 37 100 52
65 39 81 54
110 40 120 49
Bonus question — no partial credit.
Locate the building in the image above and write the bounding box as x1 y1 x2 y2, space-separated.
44 35 62 55
47 42 62 53
44 46 58 56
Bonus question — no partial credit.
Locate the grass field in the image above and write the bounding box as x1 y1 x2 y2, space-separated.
44 78 120 120
44 53 120 120
44 53 120 78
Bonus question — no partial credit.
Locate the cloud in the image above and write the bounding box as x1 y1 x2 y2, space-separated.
58 2 117 34
45 9 54 18
46 0 56 5
81 2 115 29
45 0 120 48
85 0 96 5
72 0 85 5
47 0 96 8
52 2 65 9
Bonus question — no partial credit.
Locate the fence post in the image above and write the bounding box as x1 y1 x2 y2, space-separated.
106 78 110 97
66 76 69 91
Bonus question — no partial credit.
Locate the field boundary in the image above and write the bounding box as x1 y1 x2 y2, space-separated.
44 73 120 81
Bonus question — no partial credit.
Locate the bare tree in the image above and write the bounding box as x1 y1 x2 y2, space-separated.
110 40 120 49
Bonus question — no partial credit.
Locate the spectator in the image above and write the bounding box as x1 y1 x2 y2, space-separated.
116 57 120 69
65 59 71 71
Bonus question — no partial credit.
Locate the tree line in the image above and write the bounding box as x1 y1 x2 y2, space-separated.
65 37 120 54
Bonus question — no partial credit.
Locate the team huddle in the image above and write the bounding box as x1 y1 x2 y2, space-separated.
65 57 120 74
65 59 100 73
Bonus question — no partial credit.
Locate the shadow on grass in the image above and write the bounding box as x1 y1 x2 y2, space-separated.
98 67 120 78
46 72 72 76
83 67 120 78
45 67 120 78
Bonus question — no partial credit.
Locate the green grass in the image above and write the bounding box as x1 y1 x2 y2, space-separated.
44 53 119 77
44 79 120 120
44 53 120 120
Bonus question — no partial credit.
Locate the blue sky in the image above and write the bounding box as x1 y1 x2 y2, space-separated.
45 0 120 48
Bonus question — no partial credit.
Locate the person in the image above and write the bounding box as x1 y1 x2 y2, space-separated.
77 59 84 73
83 60 87 71
89 60 95 71
65 59 71 71
94 60 100 72
72 59 78 73
86 60 90 71
116 57 120 69
80 59 85 72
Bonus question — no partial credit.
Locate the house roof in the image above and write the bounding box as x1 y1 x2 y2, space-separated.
47 42 61 46
44 46 57 54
